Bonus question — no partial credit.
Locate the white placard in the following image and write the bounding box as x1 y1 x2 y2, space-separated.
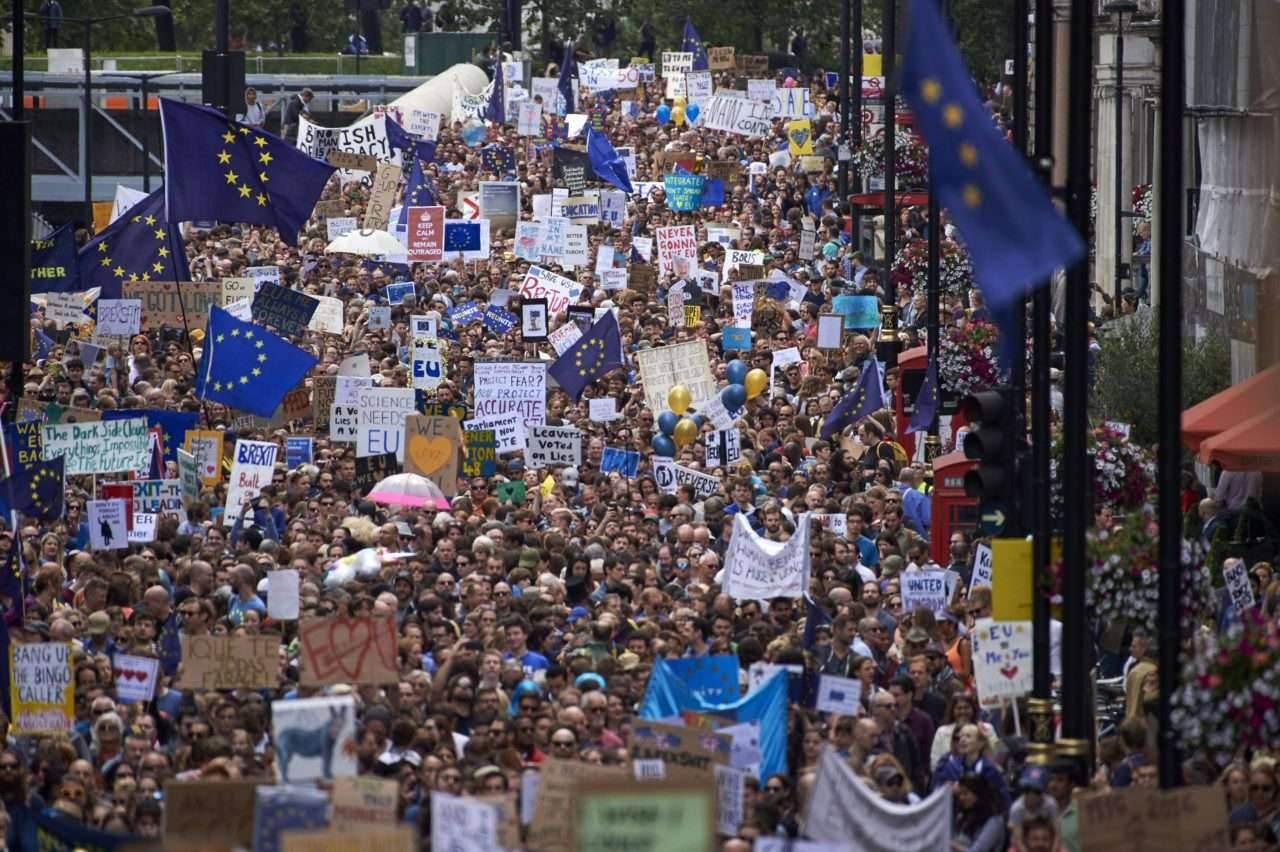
267 569 301 620
356 387 416 461
88 499 128 550
223 439 279 525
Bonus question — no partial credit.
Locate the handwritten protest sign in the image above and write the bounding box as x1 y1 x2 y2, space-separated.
43 416 149 475
251 284 319 337
11 643 73 733
526 425 582 468
177 635 279 689
473 361 547 430
971 618 1033 707
634 340 717 414
404 415 461 495
298 615 398 686
332 776 400 830
163 780 261 852
901 569 950 615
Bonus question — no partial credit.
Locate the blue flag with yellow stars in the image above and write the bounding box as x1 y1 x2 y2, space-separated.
30 223 81 295
902 0 1084 367
821 358 885 441
681 18 709 71
194 306 318 417
0 456 64 522
77 189 188 300
548 311 625 400
159 98 337 246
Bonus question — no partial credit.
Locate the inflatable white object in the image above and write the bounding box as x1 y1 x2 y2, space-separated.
389 63 490 123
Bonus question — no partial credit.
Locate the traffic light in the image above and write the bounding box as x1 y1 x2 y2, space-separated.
960 388 1020 507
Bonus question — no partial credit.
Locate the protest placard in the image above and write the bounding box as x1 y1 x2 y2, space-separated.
901 569 950 614
699 93 773 137
88 499 128 550
1076 784 1229 852
332 776 400 830
971 618 1033 707
10 642 73 733
251 284 319 337
95 299 142 336
473 361 547 429
404 415 461 495
44 416 149 475
298 614 397 686
634 340 717 414
573 781 716 852
177 635 279 689
163 780 261 851
432 792 499 852
528 759 631 851
125 280 222 330
223 438 278 524
526 425 582 468
184 429 224 485
406 205 446 262
356 387 415 462
722 512 812 600
112 653 160 703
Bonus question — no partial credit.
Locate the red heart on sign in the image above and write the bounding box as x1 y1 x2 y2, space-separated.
1000 665 1019 679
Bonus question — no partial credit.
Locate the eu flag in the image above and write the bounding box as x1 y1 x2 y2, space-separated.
586 128 634 194
159 99 337 246
557 41 577 115
681 18 709 71
444 221 481 253
194 306 318 417
548 311 625 400
902 0 1084 365
907 353 939 434
30 223 81 295
821 359 885 440
485 58 506 125
78 189 189 300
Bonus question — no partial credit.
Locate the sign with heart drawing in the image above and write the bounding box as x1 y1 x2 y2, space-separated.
112 653 160 703
971 618 1033 708
403 415 462 497
298 615 399 686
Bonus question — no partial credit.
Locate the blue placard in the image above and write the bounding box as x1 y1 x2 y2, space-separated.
600 447 640 478
285 436 313 469
722 327 753 351
385 281 416 306
832 294 880 330
482 305 517 335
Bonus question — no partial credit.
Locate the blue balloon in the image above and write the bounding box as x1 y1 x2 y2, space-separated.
722 383 747 411
685 103 700 123
657 410 680 437
652 434 677 457
725 359 749 386
656 104 671 125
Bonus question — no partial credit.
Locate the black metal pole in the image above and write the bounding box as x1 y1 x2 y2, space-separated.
1156 0 1185 790
838 0 850 200
1030 0 1054 705
1113 17 1126 306
83 22 93 230
1060 0 1093 751
883 0 896 278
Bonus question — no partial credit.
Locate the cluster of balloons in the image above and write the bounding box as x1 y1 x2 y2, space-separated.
649 360 769 457
655 96 701 127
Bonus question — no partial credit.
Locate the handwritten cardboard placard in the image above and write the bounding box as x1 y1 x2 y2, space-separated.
298 615 398 686
404 415 461 496
176 635 279 690
163 780 261 851
124 280 223 330
10 642 74 733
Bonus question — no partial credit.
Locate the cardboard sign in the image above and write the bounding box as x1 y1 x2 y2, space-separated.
177 635 279 689
1076 785 1229 852
331 776 400 830
124 280 222 330
10 642 74 733
163 780 261 852
298 616 398 686
43 416 149 475
404 415 461 496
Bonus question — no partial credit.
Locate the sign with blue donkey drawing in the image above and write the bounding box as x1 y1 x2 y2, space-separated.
271 696 357 783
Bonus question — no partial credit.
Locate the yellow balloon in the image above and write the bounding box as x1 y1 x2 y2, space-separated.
673 417 699 447
668 385 692 415
745 368 769 399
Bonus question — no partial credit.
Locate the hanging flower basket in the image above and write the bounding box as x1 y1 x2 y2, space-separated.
937 319 1000 397
889 239 974 296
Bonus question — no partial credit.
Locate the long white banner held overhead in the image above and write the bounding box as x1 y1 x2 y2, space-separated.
722 512 812 601
296 114 398 185
698 93 773 138
803 748 951 851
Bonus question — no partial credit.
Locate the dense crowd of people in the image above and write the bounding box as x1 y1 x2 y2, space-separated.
4 39 1273 852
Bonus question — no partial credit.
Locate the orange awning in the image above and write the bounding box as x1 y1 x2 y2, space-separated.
1181 363 1280 453
1199 404 1280 471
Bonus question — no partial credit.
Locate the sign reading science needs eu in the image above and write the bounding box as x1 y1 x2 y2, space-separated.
43 417 149 475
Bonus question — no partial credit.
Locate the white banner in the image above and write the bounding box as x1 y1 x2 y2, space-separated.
722 511 811 601
803 748 951 851
526 426 582 468
296 113 398 185
971 618 1033 707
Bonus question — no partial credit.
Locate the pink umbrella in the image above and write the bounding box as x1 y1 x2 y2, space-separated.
367 473 451 509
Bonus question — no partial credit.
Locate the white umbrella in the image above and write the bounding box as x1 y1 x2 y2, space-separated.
367 472 450 509
325 228 403 257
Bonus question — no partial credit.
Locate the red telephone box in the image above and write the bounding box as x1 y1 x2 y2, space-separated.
930 451 978 566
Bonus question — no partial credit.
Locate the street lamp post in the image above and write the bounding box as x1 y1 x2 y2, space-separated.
24 6 172 228
1104 0 1137 306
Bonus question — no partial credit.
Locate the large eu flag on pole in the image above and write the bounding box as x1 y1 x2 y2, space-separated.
159 99 336 246
194 306 318 417
901 0 1084 367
